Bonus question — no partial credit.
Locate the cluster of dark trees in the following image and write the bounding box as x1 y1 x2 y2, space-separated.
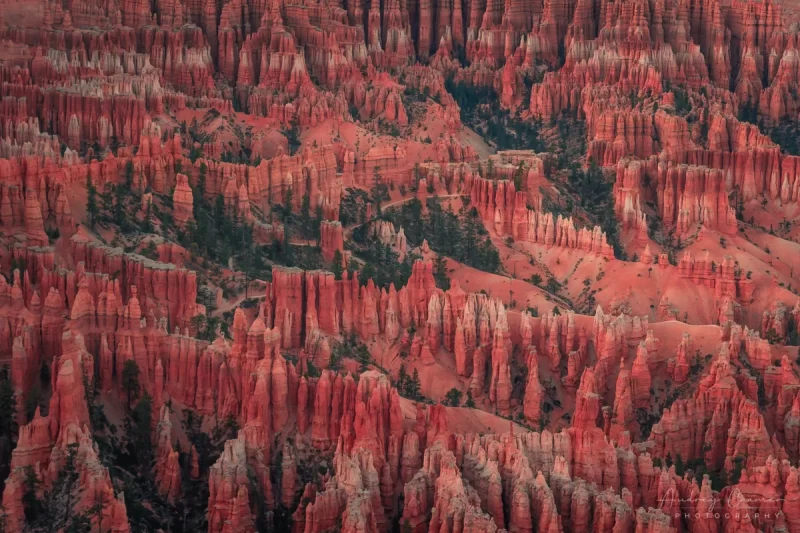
282 118 302 155
378 198 502 274
176 163 257 266
275 188 325 244
770 119 800 156
266 188 325 272
671 86 692 116
86 161 150 234
348 239 421 290
395 364 423 401
444 79 545 152
339 188 372 226
565 159 625 259
0 368 16 491
14 359 162 533
177 166 324 280
15 357 249 533
88 160 326 285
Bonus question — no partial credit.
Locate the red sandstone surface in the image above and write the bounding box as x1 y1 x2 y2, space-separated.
2 0 800 532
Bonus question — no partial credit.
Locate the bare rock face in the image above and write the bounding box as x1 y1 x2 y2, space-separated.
320 220 344 263
523 347 544 426
469 177 616 259
611 362 635 440
572 367 601 431
280 442 298 508
208 437 255 533
631 343 652 408
71 231 203 329
173 173 194 229
154 405 181 503
23 188 49 246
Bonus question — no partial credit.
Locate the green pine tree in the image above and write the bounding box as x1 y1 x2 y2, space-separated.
195 163 208 215
22 465 42 522
433 255 450 290
140 202 154 233
410 369 422 400
282 224 294 266
86 177 99 229
371 166 384 214
331 250 344 280
465 391 476 408
113 182 126 227
444 388 462 406
64 512 91 533
397 364 408 395
674 454 685 476
121 359 141 410
282 187 294 224
0 368 17 437
129 392 153 467
124 160 134 189
300 193 312 237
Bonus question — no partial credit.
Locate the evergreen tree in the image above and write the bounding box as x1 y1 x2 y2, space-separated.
300 193 312 237
410 369 422 400
140 202 154 233
86 176 99 229
0 368 17 438
281 187 294 224
282 224 294 266
24 385 42 422
465 391 476 408
128 392 154 468
121 359 141 410
113 182 126 227
64 512 92 533
513 161 525 190
731 456 745 484
331 250 344 280
674 454 685 476
100 184 114 222
546 277 561 294
371 166 385 214
433 256 450 290
397 364 408 395
124 160 134 189
444 388 462 406
22 465 42 522
314 205 324 240
0 369 14 483
194 163 208 216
